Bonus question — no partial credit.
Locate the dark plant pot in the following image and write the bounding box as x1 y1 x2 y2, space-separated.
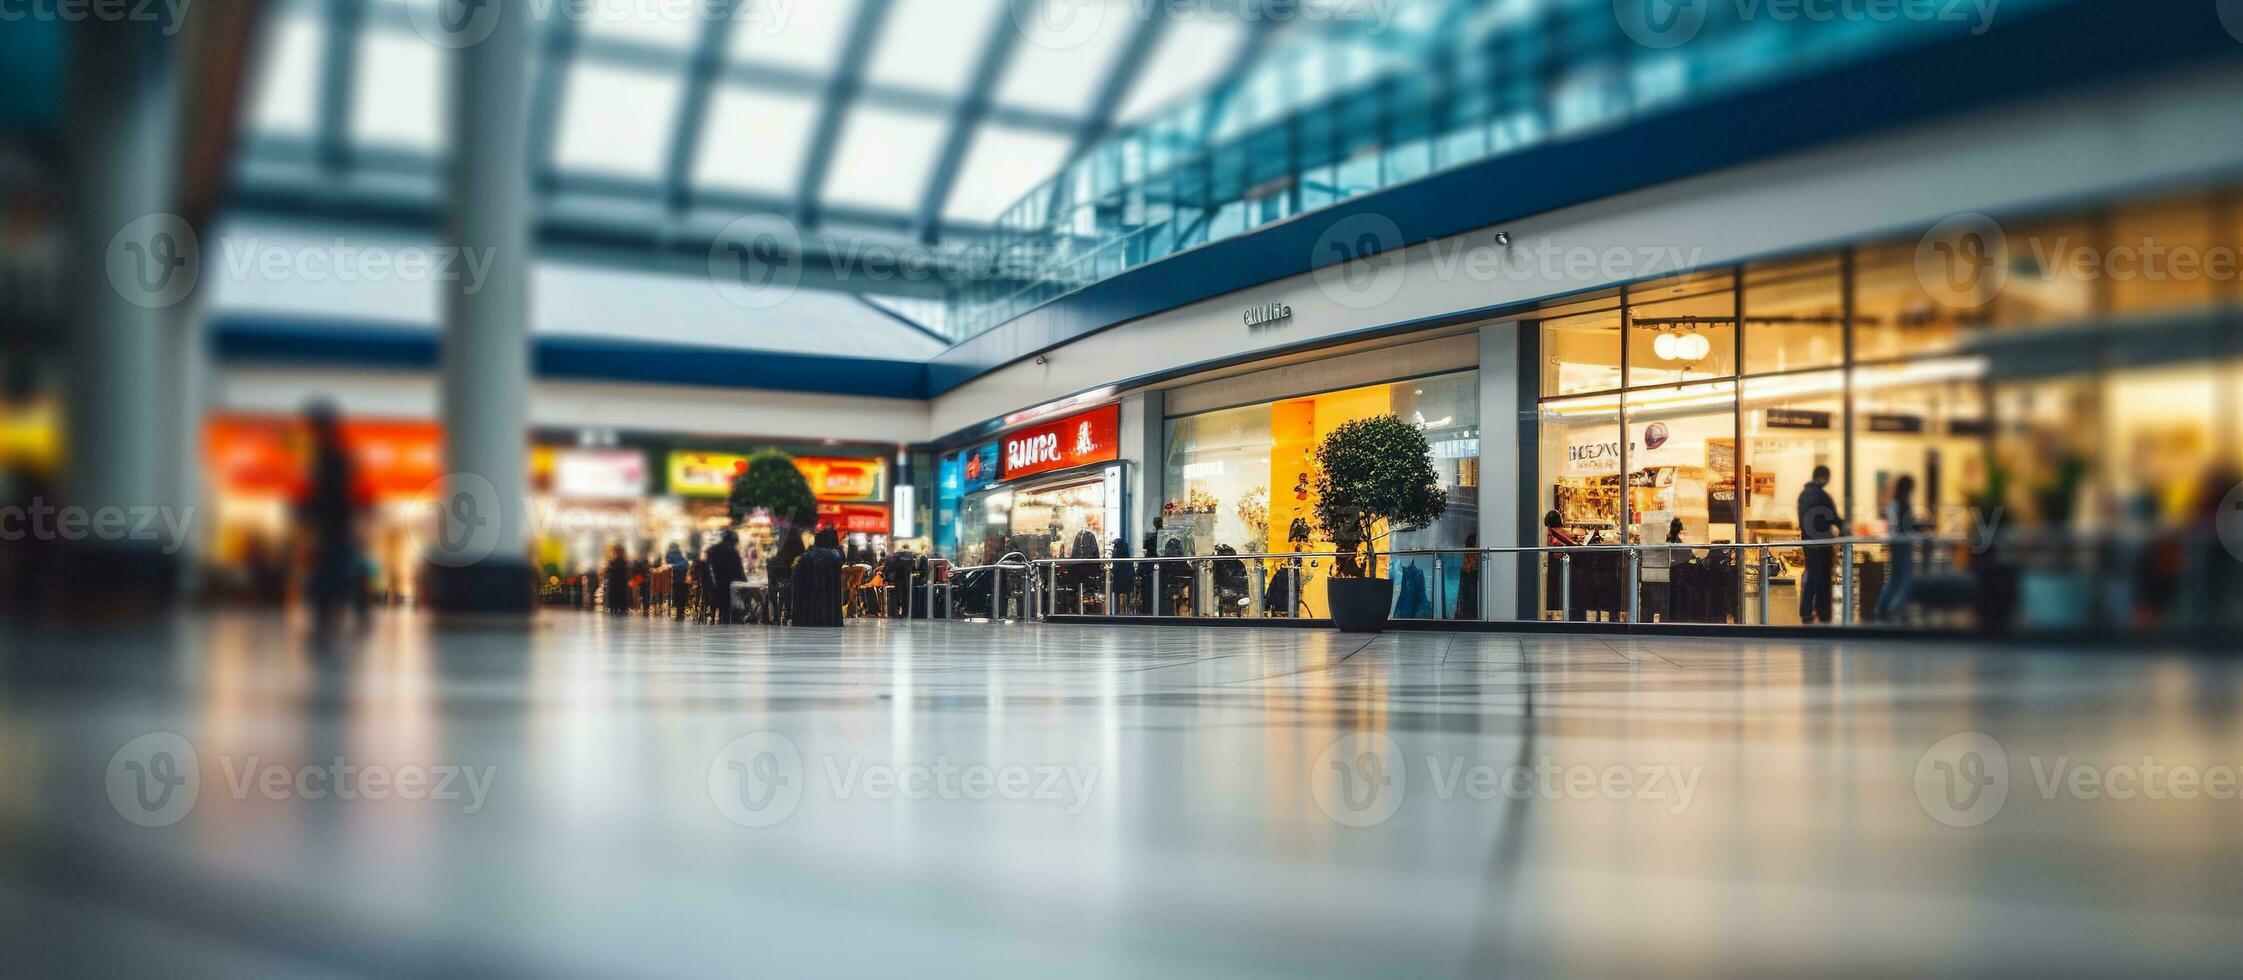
1328 577 1393 634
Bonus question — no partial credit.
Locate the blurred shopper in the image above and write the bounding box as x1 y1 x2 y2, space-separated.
791 527 846 627
1545 510 1582 620
603 545 631 616
1877 475 1923 623
883 547 916 618
767 531 806 624
1109 537 1135 615
1797 465 1845 624
297 402 362 637
705 530 746 625
1455 534 1481 621
666 543 690 622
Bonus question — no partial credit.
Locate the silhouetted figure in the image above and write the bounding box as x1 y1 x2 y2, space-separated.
1798 464 1845 624
1109 537 1134 615
666 543 690 621
790 527 847 627
1877 474 1921 622
705 530 746 625
603 545 631 615
883 547 917 618
767 531 806 624
298 402 362 637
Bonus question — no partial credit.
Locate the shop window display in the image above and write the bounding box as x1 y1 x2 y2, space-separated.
2103 366 2222 525
1739 371 1845 624
1623 383 1739 624
1851 364 1989 538
1163 371 1478 618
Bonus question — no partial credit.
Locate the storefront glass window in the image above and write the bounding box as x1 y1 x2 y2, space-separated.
1536 393 1619 620
1740 371 1846 543
1162 371 1479 617
1851 363 1990 538
1994 375 2101 531
1743 257 1845 375
1541 303 1623 397
2104 366 2221 525
2107 193 2224 317
1853 242 1966 362
1626 271 1736 387
1162 402 1276 554
1622 382 1738 544
1992 217 2099 330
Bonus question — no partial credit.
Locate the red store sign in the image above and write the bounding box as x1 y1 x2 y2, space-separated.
1001 404 1120 481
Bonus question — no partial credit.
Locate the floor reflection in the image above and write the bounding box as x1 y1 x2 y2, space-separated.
4 611 2241 976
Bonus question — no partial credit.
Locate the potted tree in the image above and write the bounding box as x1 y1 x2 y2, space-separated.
729 449 819 534
1311 414 1447 633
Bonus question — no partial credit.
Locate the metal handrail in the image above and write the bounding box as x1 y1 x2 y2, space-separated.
1017 535 1988 627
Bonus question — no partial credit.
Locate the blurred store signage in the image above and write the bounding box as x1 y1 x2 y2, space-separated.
795 456 886 502
818 502 891 534
668 451 748 498
667 450 886 501
553 449 647 501
1001 405 1119 481
959 442 1001 492
206 416 441 503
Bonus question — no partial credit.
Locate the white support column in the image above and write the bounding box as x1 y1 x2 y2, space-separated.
431 0 536 615
65 17 185 605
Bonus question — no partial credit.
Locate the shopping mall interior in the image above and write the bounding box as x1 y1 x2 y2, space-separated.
5 1 2243 975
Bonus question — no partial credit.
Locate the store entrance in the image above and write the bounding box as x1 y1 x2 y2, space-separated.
957 465 1126 567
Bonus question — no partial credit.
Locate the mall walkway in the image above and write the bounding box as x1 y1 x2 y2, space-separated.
7 613 2242 976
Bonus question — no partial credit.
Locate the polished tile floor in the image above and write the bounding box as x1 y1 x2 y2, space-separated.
5 611 2242 977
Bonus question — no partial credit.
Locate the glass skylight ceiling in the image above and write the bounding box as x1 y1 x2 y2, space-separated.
241 0 1269 240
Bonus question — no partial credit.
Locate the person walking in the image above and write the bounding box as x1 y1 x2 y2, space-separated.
1876 475 1923 623
297 402 363 638
704 530 747 625
1797 465 1846 624
665 543 690 621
